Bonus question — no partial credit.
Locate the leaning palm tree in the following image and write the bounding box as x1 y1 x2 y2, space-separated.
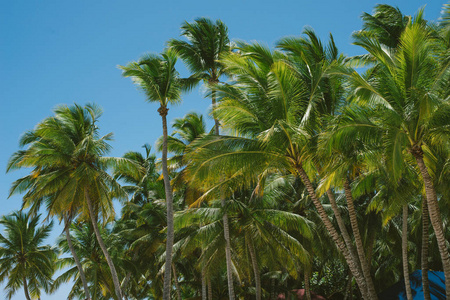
119 49 197 300
54 222 124 300
185 38 379 299
7 103 138 300
0 211 57 300
9 174 92 300
336 16 450 298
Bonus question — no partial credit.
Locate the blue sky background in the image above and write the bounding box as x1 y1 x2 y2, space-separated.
0 0 446 298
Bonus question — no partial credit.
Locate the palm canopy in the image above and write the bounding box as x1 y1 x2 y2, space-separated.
7 103 137 223
0 211 57 300
156 112 207 172
337 19 450 180
119 49 198 108
333 12 450 297
359 4 410 49
113 144 165 206
168 17 230 83
186 32 345 190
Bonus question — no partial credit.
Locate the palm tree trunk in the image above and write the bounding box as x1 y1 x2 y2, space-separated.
421 197 431 300
366 229 376 267
85 188 123 300
211 89 235 300
344 272 353 300
23 276 31 300
296 165 370 300
210 80 220 136
222 198 236 299
304 269 311 300
270 278 276 300
247 233 261 300
207 276 213 300
63 214 91 300
326 189 365 290
202 267 207 300
172 264 182 300
414 153 450 299
343 179 378 300
402 205 413 300
121 251 138 300
159 105 175 300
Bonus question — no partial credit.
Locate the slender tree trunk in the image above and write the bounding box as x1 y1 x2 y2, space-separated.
211 86 235 299
85 188 123 300
304 269 312 300
210 80 220 137
207 276 213 300
421 197 431 300
121 251 139 300
366 229 376 267
202 267 207 300
172 264 182 300
247 233 261 300
270 278 276 300
23 276 31 300
159 105 175 300
326 188 368 297
326 189 361 272
296 165 370 300
63 215 91 300
402 205 413 300
121 273 132 300
343 179 378 300
222 198 236 299
414 152 450 299
344 272 353 300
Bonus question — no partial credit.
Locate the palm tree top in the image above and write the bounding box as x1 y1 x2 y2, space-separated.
119 49 198 109
168 17 230 82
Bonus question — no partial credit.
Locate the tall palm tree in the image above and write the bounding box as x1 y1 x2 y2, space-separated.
168 17 230 134
0 211 57 300
168 19 236 298
353 6 434 299
7 103 137 300
185 36 379 299
337 16 450 298
120 49 197 300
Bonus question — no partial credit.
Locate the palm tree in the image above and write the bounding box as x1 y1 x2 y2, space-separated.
0 211 57 300
169 19 236 298
174 183 312 300
353 6 434 299
7 103 137 300
119 49 197 300
156 112 206 207
337 15 450 298
8 173 92 299
114 144 165 206
54 222 125 300
185 37 377 298
168 17 230 134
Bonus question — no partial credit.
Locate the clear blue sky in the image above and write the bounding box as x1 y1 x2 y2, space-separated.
0 0 446 298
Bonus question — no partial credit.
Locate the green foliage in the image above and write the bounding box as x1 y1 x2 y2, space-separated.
0 211 57 299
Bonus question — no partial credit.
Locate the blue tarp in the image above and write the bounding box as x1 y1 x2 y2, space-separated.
378 270 446 300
